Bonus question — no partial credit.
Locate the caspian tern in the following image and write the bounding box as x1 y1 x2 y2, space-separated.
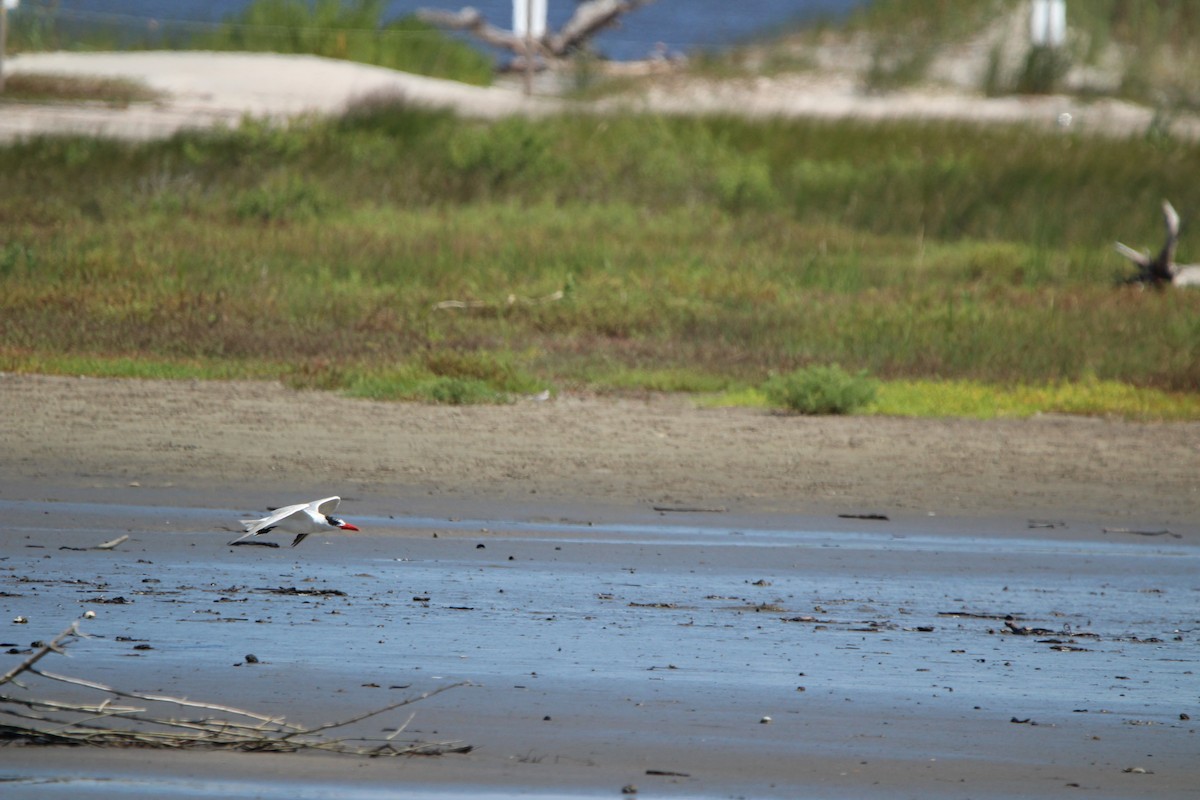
228 496 359 548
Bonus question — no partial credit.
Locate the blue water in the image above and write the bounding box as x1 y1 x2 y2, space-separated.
37 0 873 61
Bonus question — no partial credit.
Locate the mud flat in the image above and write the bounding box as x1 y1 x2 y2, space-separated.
1 375 1198 798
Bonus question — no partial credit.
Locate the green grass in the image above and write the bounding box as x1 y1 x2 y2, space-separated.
193 0 493 86
0 74 161 106
874 378 1200 420
3 0 493 87
3 1 1198 419
853 0 1200 107
678 0 1200 110
0 352 279 381
1 99 1199 418
709 378 1200 421
764 365 878 415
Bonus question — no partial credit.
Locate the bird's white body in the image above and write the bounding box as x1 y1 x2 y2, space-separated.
1172 265 1200 286
229 496 359 547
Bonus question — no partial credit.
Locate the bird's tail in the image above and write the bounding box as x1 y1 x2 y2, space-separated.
227 519 261 546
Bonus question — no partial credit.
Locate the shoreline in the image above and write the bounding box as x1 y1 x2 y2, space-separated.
1 375 1197 799
4 50 1199 142
2 374 1198 532
2 478 1196 800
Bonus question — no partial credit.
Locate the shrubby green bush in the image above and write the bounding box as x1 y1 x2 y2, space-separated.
233 175 336 221
764 365 878 415
424 376 508 405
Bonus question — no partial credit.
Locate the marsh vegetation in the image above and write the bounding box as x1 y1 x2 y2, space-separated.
1 98 1198 418
2 1 1199 418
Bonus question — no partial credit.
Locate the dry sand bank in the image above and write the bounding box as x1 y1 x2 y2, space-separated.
2 373 1198 530
1 377 1198 798
4 50 1199 142
1 51 556 141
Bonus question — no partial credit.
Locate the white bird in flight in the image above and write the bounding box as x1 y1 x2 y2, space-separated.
228 496 360 548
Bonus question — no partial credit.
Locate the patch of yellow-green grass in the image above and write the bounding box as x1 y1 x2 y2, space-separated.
582 366 735 395
0 351 277 381
873 379 1200 421
704 379 1200 421
5 349 1198 419
696 386 771 409
343 373 514 405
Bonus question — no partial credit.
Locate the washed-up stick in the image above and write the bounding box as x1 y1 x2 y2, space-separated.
0 615 471 756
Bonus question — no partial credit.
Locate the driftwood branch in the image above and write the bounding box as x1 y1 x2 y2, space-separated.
547 0 654 56
0 615 471 756
418 0 657 60
416 7 524 52
0 618 86 687
59 534 130 552
435 289 563 311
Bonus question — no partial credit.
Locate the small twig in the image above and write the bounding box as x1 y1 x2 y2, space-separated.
435 290 563 311
0 620 84 686
95 534 130 550
1102 527 1180 538
59 534 131 552
434 299 487 310
653 505 727 513
385 711 418 741
0 694 142 717
30 668 294 728
292 682 468 738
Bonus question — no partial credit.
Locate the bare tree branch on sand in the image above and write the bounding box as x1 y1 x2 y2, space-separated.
0 615 470 756
418 0 657 63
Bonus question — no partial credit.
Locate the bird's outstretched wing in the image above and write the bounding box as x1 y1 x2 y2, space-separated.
228 500 310 545
1114 241 1150 267
312 496 342 516
1116 200 1184 286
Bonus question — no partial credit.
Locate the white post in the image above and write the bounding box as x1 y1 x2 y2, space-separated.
513 0 547 96
0 0 17 93
1030 0 1066 47
0 2 8 93
512 0 547 38
524 0 532 95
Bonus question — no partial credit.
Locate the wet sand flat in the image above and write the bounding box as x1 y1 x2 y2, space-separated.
1 375 1198 797
2 499 1197 799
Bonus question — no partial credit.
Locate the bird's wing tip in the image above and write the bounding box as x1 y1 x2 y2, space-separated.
1163 200 1181 235
1114 241 1149 265
314 496 342 513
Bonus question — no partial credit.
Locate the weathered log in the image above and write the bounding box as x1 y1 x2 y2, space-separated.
417 0 656 60
416 7 525 53
547 0 654 56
